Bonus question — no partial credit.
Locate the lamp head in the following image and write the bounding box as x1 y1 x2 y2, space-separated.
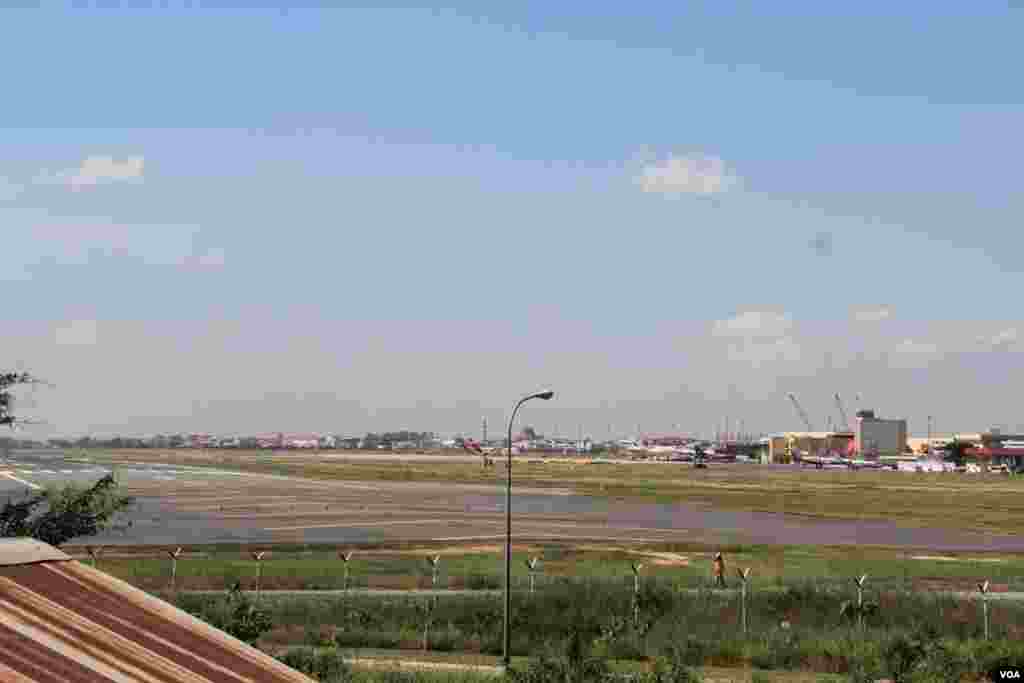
531 390 554 401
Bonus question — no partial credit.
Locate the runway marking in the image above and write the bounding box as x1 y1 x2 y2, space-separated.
60 470 73 474
40 470 56 474
1 473 43 490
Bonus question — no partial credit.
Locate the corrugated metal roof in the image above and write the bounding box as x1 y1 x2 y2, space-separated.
0 539 70 566
0 545 314 683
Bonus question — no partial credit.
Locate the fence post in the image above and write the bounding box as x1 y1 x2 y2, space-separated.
854 575 868 631
630 562 644 628
85 545 103 570
339 550 354 592
251 551 267 600
428 554 441 590
737 568 752 635
978 580 990 640
166 547 183 593
525 557 540 595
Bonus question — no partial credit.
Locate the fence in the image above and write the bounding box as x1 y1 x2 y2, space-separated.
77 546 1024 650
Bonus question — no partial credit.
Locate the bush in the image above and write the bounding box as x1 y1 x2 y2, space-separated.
669 637 708 668
277 647 351 682
508 632 612 683
185 585 274 645
642 647 704 683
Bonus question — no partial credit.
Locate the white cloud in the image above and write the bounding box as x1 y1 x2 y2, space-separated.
981 328 1019 350
0 176 24 201
54 320 99 347
11 213 201 266
713 311 793 339
636 154 739 196
197 247 226 267
40 155 145 190
725 336 802 366
852 307 891 323
888 338 942 369
894 339 940 355
712 311 802 369
181 247 227 269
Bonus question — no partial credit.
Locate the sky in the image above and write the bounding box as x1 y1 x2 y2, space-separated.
3 2 1024 439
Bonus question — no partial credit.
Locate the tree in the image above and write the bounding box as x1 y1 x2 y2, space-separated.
1 372 45 428
1 368 135 547
0 473 135 547
943 439 973 467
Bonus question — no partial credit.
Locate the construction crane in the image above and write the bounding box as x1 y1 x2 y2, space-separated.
834 393 851 432
786 393 814 432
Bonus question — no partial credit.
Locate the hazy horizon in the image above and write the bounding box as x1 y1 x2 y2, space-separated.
3 4 1023 439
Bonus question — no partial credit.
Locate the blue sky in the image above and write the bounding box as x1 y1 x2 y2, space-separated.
3 3 1024 437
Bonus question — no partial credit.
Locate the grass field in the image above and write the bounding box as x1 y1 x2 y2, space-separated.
80 447 1024 534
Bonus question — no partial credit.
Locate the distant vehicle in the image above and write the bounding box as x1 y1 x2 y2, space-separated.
669 449 694 462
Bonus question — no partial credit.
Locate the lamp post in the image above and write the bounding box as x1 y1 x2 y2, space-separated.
503 390 554 669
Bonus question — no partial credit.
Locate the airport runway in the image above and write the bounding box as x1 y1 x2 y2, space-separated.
4 451 1024 551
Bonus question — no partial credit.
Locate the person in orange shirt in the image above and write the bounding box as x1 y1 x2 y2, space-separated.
712 552 727 588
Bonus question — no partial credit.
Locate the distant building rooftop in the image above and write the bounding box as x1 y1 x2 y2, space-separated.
0 538 312 683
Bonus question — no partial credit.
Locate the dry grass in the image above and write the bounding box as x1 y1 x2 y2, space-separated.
86 448 1024 534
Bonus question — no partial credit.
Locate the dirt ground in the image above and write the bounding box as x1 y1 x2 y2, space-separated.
98 464 1024 552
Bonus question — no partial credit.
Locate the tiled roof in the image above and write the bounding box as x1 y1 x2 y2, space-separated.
0 539 313 683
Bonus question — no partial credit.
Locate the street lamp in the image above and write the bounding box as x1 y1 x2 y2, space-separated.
503 389 554 669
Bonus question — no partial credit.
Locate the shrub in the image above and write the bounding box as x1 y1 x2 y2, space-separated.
186 584 273 645
508 632 612 683
277 647 351 682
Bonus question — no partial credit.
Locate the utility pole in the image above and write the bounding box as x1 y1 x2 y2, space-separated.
482 417 488 446
927 415 933 453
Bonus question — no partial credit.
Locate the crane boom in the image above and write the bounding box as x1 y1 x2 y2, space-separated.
786 393 814 431
834 393 851 432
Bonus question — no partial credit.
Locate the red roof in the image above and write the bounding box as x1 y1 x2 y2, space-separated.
0 539 312 683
